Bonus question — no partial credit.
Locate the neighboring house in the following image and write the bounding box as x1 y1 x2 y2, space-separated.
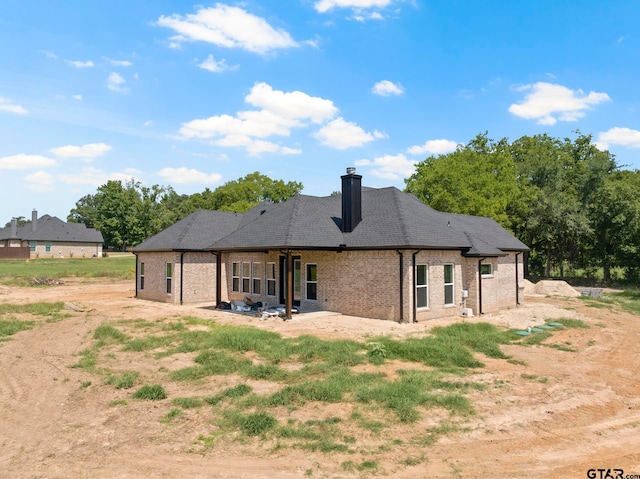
0 210 104 259
133 169 529 322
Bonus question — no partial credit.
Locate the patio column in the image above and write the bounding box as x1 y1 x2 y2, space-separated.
286 250 293 319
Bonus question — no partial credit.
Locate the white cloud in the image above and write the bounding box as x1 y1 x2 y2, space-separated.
314 117 376 149
596 127 640 150
198 54 238 73
105 58 133 67
0 97 28 114
157 4 298 54
106 72 129 93
407 139 458 156
508 82 610 125
143 120 153 127
314 0 394 13
24 171 54 192
72 94 83 101
372 80 404 96
57 167 136 186
67 60 94 68
50 143 112 159
180 109 300 140
245 82 338 123
0 154 56 170
214 135 301 156
179 82 376 154
355 153 417 180
157 167 222 184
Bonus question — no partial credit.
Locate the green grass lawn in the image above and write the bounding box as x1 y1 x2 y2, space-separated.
0 255 136 286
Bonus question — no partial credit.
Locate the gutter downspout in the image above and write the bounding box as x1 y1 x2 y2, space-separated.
515 252 521 306
180 252 185 305
396 250 404 323
214 251 221 308
133 252 138 298
411 250 420 323
478 257 486 315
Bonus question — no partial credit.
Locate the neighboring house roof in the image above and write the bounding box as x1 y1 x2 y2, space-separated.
0 215 104 243
133 210 242 252
134 186 528 256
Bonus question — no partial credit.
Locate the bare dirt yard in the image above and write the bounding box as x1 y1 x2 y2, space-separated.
1 279 639 478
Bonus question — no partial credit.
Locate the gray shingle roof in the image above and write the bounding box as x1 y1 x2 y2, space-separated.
207 187 528 254
0 215 104 243
131 187 528 255
133 210 242 252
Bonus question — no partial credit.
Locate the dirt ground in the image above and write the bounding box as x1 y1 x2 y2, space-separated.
1 279 639 478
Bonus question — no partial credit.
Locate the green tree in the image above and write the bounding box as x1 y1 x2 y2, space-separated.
509 134 592 277
69 180 173 250
177 172 303 216
67 172 303 249
587 170 640 282
4 216 28 228
405 133 524 230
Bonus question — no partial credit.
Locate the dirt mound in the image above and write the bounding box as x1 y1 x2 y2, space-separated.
530 279 581 297
523 279 536 295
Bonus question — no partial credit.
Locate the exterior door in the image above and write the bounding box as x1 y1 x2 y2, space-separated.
279 255 301 306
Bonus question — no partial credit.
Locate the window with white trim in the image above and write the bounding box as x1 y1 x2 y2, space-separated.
45 241 51 253
140 262 145 290
480 263 493 276
306 264 317 301
266 262 276 296
444 264 454 305
231 262 240 292
29 240 36 252
252 262 262 295
416 264 428 309
242 262 251 294
166 263 173 294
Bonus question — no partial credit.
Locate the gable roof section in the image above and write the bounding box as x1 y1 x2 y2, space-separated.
0 215 104 243
133 210 242 252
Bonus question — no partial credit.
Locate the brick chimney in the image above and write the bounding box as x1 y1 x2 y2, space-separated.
341 167 362 233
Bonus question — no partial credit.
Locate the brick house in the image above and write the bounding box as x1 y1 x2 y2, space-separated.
0 210 103 259
133 169 529 322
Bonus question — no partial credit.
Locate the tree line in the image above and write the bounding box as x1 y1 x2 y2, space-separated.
66 132 640 284
67 172 303 251
405 132 640 283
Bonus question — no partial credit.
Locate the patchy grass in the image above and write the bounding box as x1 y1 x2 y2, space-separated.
0 256 135 286
132 384 167 401
73 314 579 460
106 371 139 389
0 318 35 339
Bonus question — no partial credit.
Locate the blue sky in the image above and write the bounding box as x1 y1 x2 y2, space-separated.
1 0 639 225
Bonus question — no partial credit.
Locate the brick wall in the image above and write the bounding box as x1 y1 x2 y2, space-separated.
136 248 525 321
474 253 524 314
414 250 466 322
136 251 220 304
24 241 102 259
